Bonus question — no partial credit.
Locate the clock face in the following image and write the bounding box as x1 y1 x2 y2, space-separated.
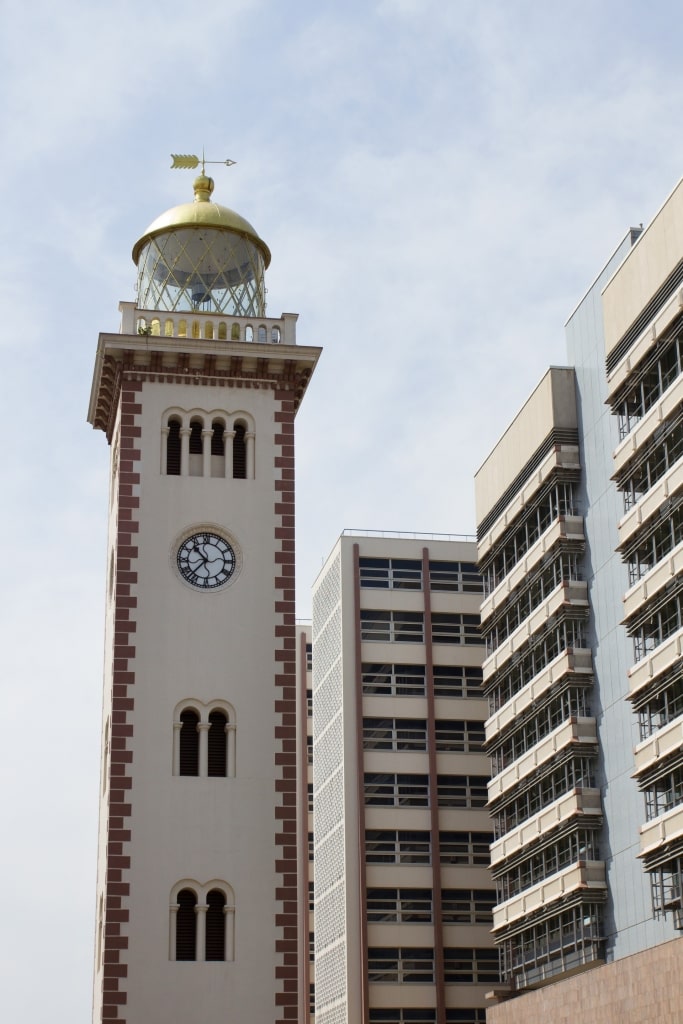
176 532 236 590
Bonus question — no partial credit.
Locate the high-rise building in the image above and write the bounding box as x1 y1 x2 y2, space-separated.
88 170 320 1023
311 532 496 1024
477 180 683 1022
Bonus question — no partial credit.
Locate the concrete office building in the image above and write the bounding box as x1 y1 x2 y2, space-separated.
477 180 683 1023
311 533 496 1024
88 170 320 1023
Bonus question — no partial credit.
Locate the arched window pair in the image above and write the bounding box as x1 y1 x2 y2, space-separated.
173 701 236 778
171 881 235 962
164 411 253 479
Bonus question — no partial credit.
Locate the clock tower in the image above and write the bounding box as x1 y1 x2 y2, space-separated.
88 169 320 1023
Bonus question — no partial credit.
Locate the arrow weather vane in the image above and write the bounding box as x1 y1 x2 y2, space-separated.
170 151 236 173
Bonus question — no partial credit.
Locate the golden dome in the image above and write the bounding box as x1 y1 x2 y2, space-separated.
132 174 271 268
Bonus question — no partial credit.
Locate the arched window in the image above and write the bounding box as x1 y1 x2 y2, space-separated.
208 711 228 777
189 421 203 454
204 321 214 340
245 325 254 342
164 319 174 337
231 323 240 340
271 326 281 343
205 890 226 960
176 889 197 960
173 701 235 777
191 320 201 339
179 710 200 776
171 882 234 962
151 318 161 336
258 325 267 343
218 322 227 341
166 419 181 476
178 319 187 338
233 423 246 479
189 419 203 477
211 421 225 457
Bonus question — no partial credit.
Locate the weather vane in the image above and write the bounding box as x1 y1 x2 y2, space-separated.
170 151 236 173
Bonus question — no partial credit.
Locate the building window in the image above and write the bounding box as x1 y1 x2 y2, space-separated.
443 947 499 984
166 418 181 475
171 882 235 962
439 831 492 865
367 888 432 922
437 775 488 808
364 773 429 806
369 1012 437 1024
359 557 422 589
441 889 495 924
368 947 434 983
233 422 247 479
174 701 235 778
362 663 426 696
175 889 197 960
429 560 482 593
363 717 427 751
360 610 424 643
434 665 483 698
231 322 240 340
366 830 431 864
179 710 200 776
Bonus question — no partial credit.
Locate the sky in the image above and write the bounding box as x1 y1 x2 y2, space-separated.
2 0 683 1018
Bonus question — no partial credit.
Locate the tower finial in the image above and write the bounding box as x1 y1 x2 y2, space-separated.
170 152 237 204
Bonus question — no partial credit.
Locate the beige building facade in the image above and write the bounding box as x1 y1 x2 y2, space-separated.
311 533 495 1024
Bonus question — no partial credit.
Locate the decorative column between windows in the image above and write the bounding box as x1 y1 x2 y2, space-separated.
161 424 169 474
169 903 179 960
195 903 208 962
226 722 236 778
198 722 211 778
202 429 213 477
225 430 235 478
246 431 255 480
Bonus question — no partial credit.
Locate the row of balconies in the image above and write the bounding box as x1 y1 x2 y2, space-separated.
487 717 598 804
623 538 683 622
483 580 588 683
606 286 683 402
481 516 585 625
613 373 683 479
477 448 581 565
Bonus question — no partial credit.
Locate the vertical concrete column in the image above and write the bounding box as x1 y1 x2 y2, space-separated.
195 904 208 962
224 905 236 962
172 721 182 776
227 722 236 778
225 430 235 479
161 425 169 474
202 428 213 477
169 903 179 960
